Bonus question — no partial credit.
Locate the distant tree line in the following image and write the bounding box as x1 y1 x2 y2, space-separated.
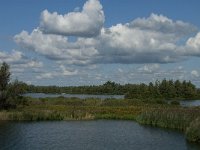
125 79 200 100
23 81 124 95
24 80 200 100
1 61 199 107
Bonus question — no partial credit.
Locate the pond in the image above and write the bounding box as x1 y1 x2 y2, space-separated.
0 120 199 150
23 93 124 100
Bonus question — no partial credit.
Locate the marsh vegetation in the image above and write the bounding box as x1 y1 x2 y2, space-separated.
0 97 199 143
0 62 200 144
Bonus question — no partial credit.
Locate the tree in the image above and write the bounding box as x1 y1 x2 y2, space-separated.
0 62 10 91
7 80 27 106
0 62 11 108
175 80 182 98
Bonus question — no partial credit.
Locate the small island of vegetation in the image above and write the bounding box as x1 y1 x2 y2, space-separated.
0 62 200 143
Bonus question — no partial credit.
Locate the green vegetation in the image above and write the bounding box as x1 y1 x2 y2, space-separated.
0 96 200 143
136 107 200 143
125 79 200 100
136 108 200 131
23 81 125 94
186 117 200 143
170 100 180 105
0 62 27 109
0 98 147 121
21 80 200 100
0 61 200 144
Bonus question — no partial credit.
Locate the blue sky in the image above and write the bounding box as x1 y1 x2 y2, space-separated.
1 0 200 86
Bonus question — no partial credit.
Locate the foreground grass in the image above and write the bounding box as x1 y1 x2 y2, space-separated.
0 97 200 143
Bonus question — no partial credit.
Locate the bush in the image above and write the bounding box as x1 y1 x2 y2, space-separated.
170 101 180 105
155 99 167 104
185 118 200 143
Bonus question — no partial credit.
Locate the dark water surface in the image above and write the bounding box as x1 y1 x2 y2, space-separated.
0 120 199 150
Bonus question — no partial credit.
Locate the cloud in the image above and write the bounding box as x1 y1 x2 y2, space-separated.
191 70 199 77
118 68 123 73
36 73 54 79
39 0 104 37
36 65 78 80
186 32 200 56
95 24 182 64
26 60 43 68
11 59 43 77
14 29 98 65
0 50 25 63
14 0 199 65
0 49 43 81
59 65 78 76
138 64 160 73
11 60 43 71
129 13 197 37
93 14 197 64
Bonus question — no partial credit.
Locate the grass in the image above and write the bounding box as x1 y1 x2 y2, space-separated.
136 107 200 143
0 97 166 121
136 107 200 130
0 97 200 143
186 117 200 143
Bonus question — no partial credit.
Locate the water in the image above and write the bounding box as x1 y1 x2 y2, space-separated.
0 120 199 150
23 93 124 100
180 100 200 107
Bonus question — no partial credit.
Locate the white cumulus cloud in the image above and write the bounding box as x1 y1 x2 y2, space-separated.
14 29 98 65
14 0 199 65
92 13 197 64
129 13 197 37
39 0 104 37
186 32 200 56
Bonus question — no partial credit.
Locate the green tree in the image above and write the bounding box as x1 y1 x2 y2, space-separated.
0 62 11 108
174 80 182 98
0 62 10 90
7 80 27 106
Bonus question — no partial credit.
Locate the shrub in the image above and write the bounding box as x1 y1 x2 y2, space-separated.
185 117 200 143
170 101 180 105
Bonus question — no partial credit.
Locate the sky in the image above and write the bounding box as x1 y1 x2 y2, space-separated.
0 0 200 86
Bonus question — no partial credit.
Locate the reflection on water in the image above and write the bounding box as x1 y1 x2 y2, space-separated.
0 120 199 150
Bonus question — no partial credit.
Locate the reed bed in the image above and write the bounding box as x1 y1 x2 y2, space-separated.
136 107 200 143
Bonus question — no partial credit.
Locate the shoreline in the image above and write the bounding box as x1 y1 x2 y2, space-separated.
0 97 200 143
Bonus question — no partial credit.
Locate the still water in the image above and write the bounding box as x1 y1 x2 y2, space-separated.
180 100 200 107
0 120 199 150
23 93 124 100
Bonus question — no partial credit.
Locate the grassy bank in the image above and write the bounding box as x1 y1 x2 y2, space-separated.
0 97 147 121
0 97 200 143
136 107 200 143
